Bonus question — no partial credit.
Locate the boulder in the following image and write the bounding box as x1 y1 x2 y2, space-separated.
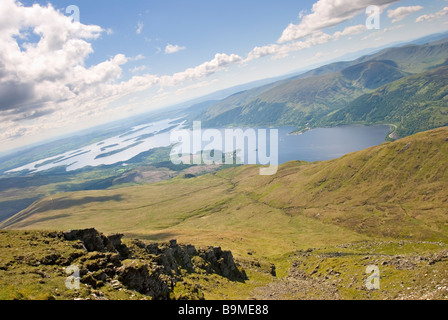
199 246 248 281
117 260 170 299
63 229 128 258
145 242 246 281
63 229 111 252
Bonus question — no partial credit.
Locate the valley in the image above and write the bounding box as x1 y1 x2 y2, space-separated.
1 31 448 301
2 126 448 300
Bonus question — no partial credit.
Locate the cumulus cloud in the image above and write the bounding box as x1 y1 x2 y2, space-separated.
246 24 367 63
129 65 147 73
0 0 243 143
165 43 186 54
129 54 145 61
246 44 281 61
136 21 144 34
388 6 423 23
0 0 103 116
278 0 400 43
416 7 448 22
333 24 367 39
160 53 242 86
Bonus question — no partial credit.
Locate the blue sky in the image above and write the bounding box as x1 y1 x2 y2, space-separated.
0 0 447 152
36 1 311 71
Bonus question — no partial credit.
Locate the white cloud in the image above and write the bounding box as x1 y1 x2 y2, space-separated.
333 24 367 39
160 53 242 86
298 10 307 19
129 65 147 73
388 6 423 23
0 0 104 117
278 0 400 43
136 21 144 34
165 43 186 54
246 24 367 63
0 0 244 144
129 54 145 61
416 7 448 23
175 79 218 96
276 31 333 59
246 44 281 61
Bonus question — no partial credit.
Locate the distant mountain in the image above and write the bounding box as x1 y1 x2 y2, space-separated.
403 31 448 46
356 39 448 73
184 81 286 124
200 60 409 128
192 38 448 137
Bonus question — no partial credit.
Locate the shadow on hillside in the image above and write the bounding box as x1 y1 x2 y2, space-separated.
125 232 179 242
14 214 72 229
0 197 42 222
0 195 124 229
48 195 124 212
0 176 69 192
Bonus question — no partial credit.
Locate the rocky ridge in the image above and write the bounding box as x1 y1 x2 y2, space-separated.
0 228 247 300
63 228 248 299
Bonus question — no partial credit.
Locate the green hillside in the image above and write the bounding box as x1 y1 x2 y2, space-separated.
358 41 448 73
196 39 448 137
201 60 408 128
321 65 448 138
5 126 448 241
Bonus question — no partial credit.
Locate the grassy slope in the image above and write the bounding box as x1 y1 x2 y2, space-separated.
359 41 448 73
232 127 448 240
201 61 407 128
2 127 448 299
324 65 448 137
3 127 448 248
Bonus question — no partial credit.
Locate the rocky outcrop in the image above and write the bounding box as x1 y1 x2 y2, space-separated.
117 260 170 299
146 239 248 282
63 228 129 258
60 229 247 299
199 246 248 281
63 228 114 253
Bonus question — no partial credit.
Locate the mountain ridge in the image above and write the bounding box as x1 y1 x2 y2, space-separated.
193 38 448 137
322 65 448 137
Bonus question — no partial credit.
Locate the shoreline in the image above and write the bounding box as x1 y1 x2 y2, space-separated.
288 123 396 139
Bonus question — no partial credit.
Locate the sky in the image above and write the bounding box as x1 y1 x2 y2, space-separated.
0 0 447 153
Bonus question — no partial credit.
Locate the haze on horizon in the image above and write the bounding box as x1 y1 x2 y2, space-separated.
0 0 447 153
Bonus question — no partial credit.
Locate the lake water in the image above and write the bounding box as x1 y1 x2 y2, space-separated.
277 125 391 163
7 119 391 173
